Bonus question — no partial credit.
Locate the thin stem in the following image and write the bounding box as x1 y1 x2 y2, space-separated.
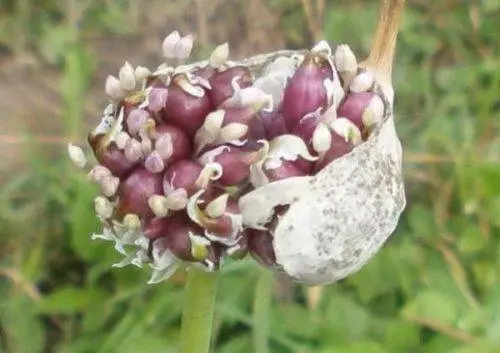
180 267 219 353
363 0 406 79
252 269 274 353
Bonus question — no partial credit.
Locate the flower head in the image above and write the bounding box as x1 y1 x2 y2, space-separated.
70 32 405 285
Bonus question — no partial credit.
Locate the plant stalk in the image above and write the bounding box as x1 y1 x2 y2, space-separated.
253 269 274 353
363 0 406 79
180 267 219 353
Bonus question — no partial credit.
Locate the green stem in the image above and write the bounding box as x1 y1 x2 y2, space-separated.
252 269 274 353
180 267 219 353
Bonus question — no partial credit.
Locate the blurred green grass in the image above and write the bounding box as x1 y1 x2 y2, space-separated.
1 1 500 352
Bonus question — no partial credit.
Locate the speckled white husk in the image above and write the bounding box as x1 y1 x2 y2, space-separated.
239 77 406 285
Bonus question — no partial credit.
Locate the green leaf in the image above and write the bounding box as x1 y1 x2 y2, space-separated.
321 290 371 344
218 335 253 353
407 204 436 239
319 341 387 353
0 294 45 353
68 177 105 262
272 303 319 340
38 286 106 315
402 290 460 326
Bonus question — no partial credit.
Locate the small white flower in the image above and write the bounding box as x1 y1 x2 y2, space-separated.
219 123 248 143
174 34 194 60
105 75 126 100
334 44 357 74
205 193 229 218
162 31 181 59
350 71 375 93
148 195 170 217
94 196 114 219
209 42 229 68
312 124 332 153
67 143 87 169
362 94 385 128
331 117 363 145
119 61 137 91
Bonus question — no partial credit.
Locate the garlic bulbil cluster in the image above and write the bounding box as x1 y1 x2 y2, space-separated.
69 31 405 285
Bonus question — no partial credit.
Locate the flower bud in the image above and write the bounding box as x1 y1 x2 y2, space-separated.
116 168 163 221
165 188 188 210
205 193 230 218
174 34 194 60
331 117 362 145
312 123 332 153
259 110 288 140
199 145 263 186
94 196 114 219
148 195 169 217
152 124 192 165
148 87 169 112
162 31 181 59
97 142 138 178
247 229 276 268
264 160 308 182
126 108 150 135
161 74 210 136
281 54 332 131
119 61 137 91
350 71 374 93
207 66 253 108
337 92 384 132
209 42 229 68
145 151 165 173
161 213 204 261
105 75 125 100
334 44 357 86
124 138 143 162
163 160 204 196
313 132 354 172
67 143 87 169
100 175 120 197
134 66 151 83
88 165 112 182
115 131 131 150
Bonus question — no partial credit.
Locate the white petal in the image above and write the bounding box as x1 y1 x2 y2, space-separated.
334 44 357 73
198 145 230 165
174 34 194 60
331 118 362 145
194 110 225 153
312 124 332 153
148 195 170 217
165 188 188 210
115 131 130 150
134 66 151 83
105 75 126 99
362 94 385 128
67 143 87 169
238 176 313 228
162 31 181 59
266 134 318 169
350 71 375 93
119 61 136 91
311 40 332 56
209 42 229 68
205 193 229 218
219 123 248 142
94 196 114 219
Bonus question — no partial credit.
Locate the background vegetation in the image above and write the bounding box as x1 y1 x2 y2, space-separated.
1 0 499 352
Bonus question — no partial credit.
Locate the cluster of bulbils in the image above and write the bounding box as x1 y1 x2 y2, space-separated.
68 31 389 284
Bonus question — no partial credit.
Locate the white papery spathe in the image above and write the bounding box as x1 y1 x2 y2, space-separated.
239 80 405 286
